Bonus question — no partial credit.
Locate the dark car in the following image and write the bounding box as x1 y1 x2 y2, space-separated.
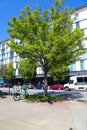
22 83 33 89
34 83 44 89
3 83 13 88
49 84 64 90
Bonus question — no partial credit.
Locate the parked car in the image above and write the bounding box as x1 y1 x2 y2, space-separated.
22 83 33 89
3 83 13 88
49 84 64 90
34 83 44 89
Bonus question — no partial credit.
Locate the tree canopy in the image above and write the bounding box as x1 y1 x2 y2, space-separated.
19 59 36 82
6 0 86 94
1 63 14 82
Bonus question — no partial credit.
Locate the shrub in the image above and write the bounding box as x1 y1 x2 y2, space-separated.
25 95 64 103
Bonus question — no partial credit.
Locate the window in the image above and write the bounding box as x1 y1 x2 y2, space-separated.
80 60 85 70
69 64 76 71
77 77 87 85
75 13 79 22
0 60 4 65
10 51 14 57
9 57 13 63
84 77 87 84
76 21 80 28
1 49 5 54
77 77 83 83
2 54 5 60
83 53 87 58
2 44 5 49
69 80 74 84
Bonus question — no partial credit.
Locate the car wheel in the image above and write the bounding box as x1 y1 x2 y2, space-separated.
65 87 69 91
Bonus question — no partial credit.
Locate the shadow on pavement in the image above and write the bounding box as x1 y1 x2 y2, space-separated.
68 128 73 130
34 90 84 100
48 91 83 100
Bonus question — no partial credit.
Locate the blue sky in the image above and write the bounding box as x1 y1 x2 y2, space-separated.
0 0 87 42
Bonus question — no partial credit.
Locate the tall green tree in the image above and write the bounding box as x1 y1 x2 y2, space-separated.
7 63 14 82
1 65 8 82
19 59 35 82
6 0 86 95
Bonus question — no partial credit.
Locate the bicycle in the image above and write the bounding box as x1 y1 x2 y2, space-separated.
13 86 29 101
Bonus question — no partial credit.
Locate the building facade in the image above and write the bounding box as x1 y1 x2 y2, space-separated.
0 39 44 80
0 40 22 78
69 4 87 76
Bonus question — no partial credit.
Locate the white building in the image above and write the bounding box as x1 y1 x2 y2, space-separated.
69 4 87 76
0 40 22 78
0 39 43 79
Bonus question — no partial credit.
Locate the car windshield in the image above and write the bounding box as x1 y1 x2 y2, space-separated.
69 80 74 84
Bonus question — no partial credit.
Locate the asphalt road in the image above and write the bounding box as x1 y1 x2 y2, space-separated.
0 87 87 101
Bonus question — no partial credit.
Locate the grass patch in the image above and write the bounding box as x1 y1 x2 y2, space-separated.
25 95 64 103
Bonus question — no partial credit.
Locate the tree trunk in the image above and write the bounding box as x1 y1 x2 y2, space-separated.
44 71 48 96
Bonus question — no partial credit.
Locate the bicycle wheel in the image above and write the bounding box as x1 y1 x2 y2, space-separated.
13 93 20 101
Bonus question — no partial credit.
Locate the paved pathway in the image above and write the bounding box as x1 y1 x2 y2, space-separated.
1 95 87 130
70 101 87 130
0 96 74 130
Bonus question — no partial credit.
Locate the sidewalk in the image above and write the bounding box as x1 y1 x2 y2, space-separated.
70 100 87 130
0 96 75 130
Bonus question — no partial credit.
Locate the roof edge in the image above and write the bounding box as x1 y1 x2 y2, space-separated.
76 4 87 11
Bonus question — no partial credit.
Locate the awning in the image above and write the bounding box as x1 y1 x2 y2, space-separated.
35 74 51 78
